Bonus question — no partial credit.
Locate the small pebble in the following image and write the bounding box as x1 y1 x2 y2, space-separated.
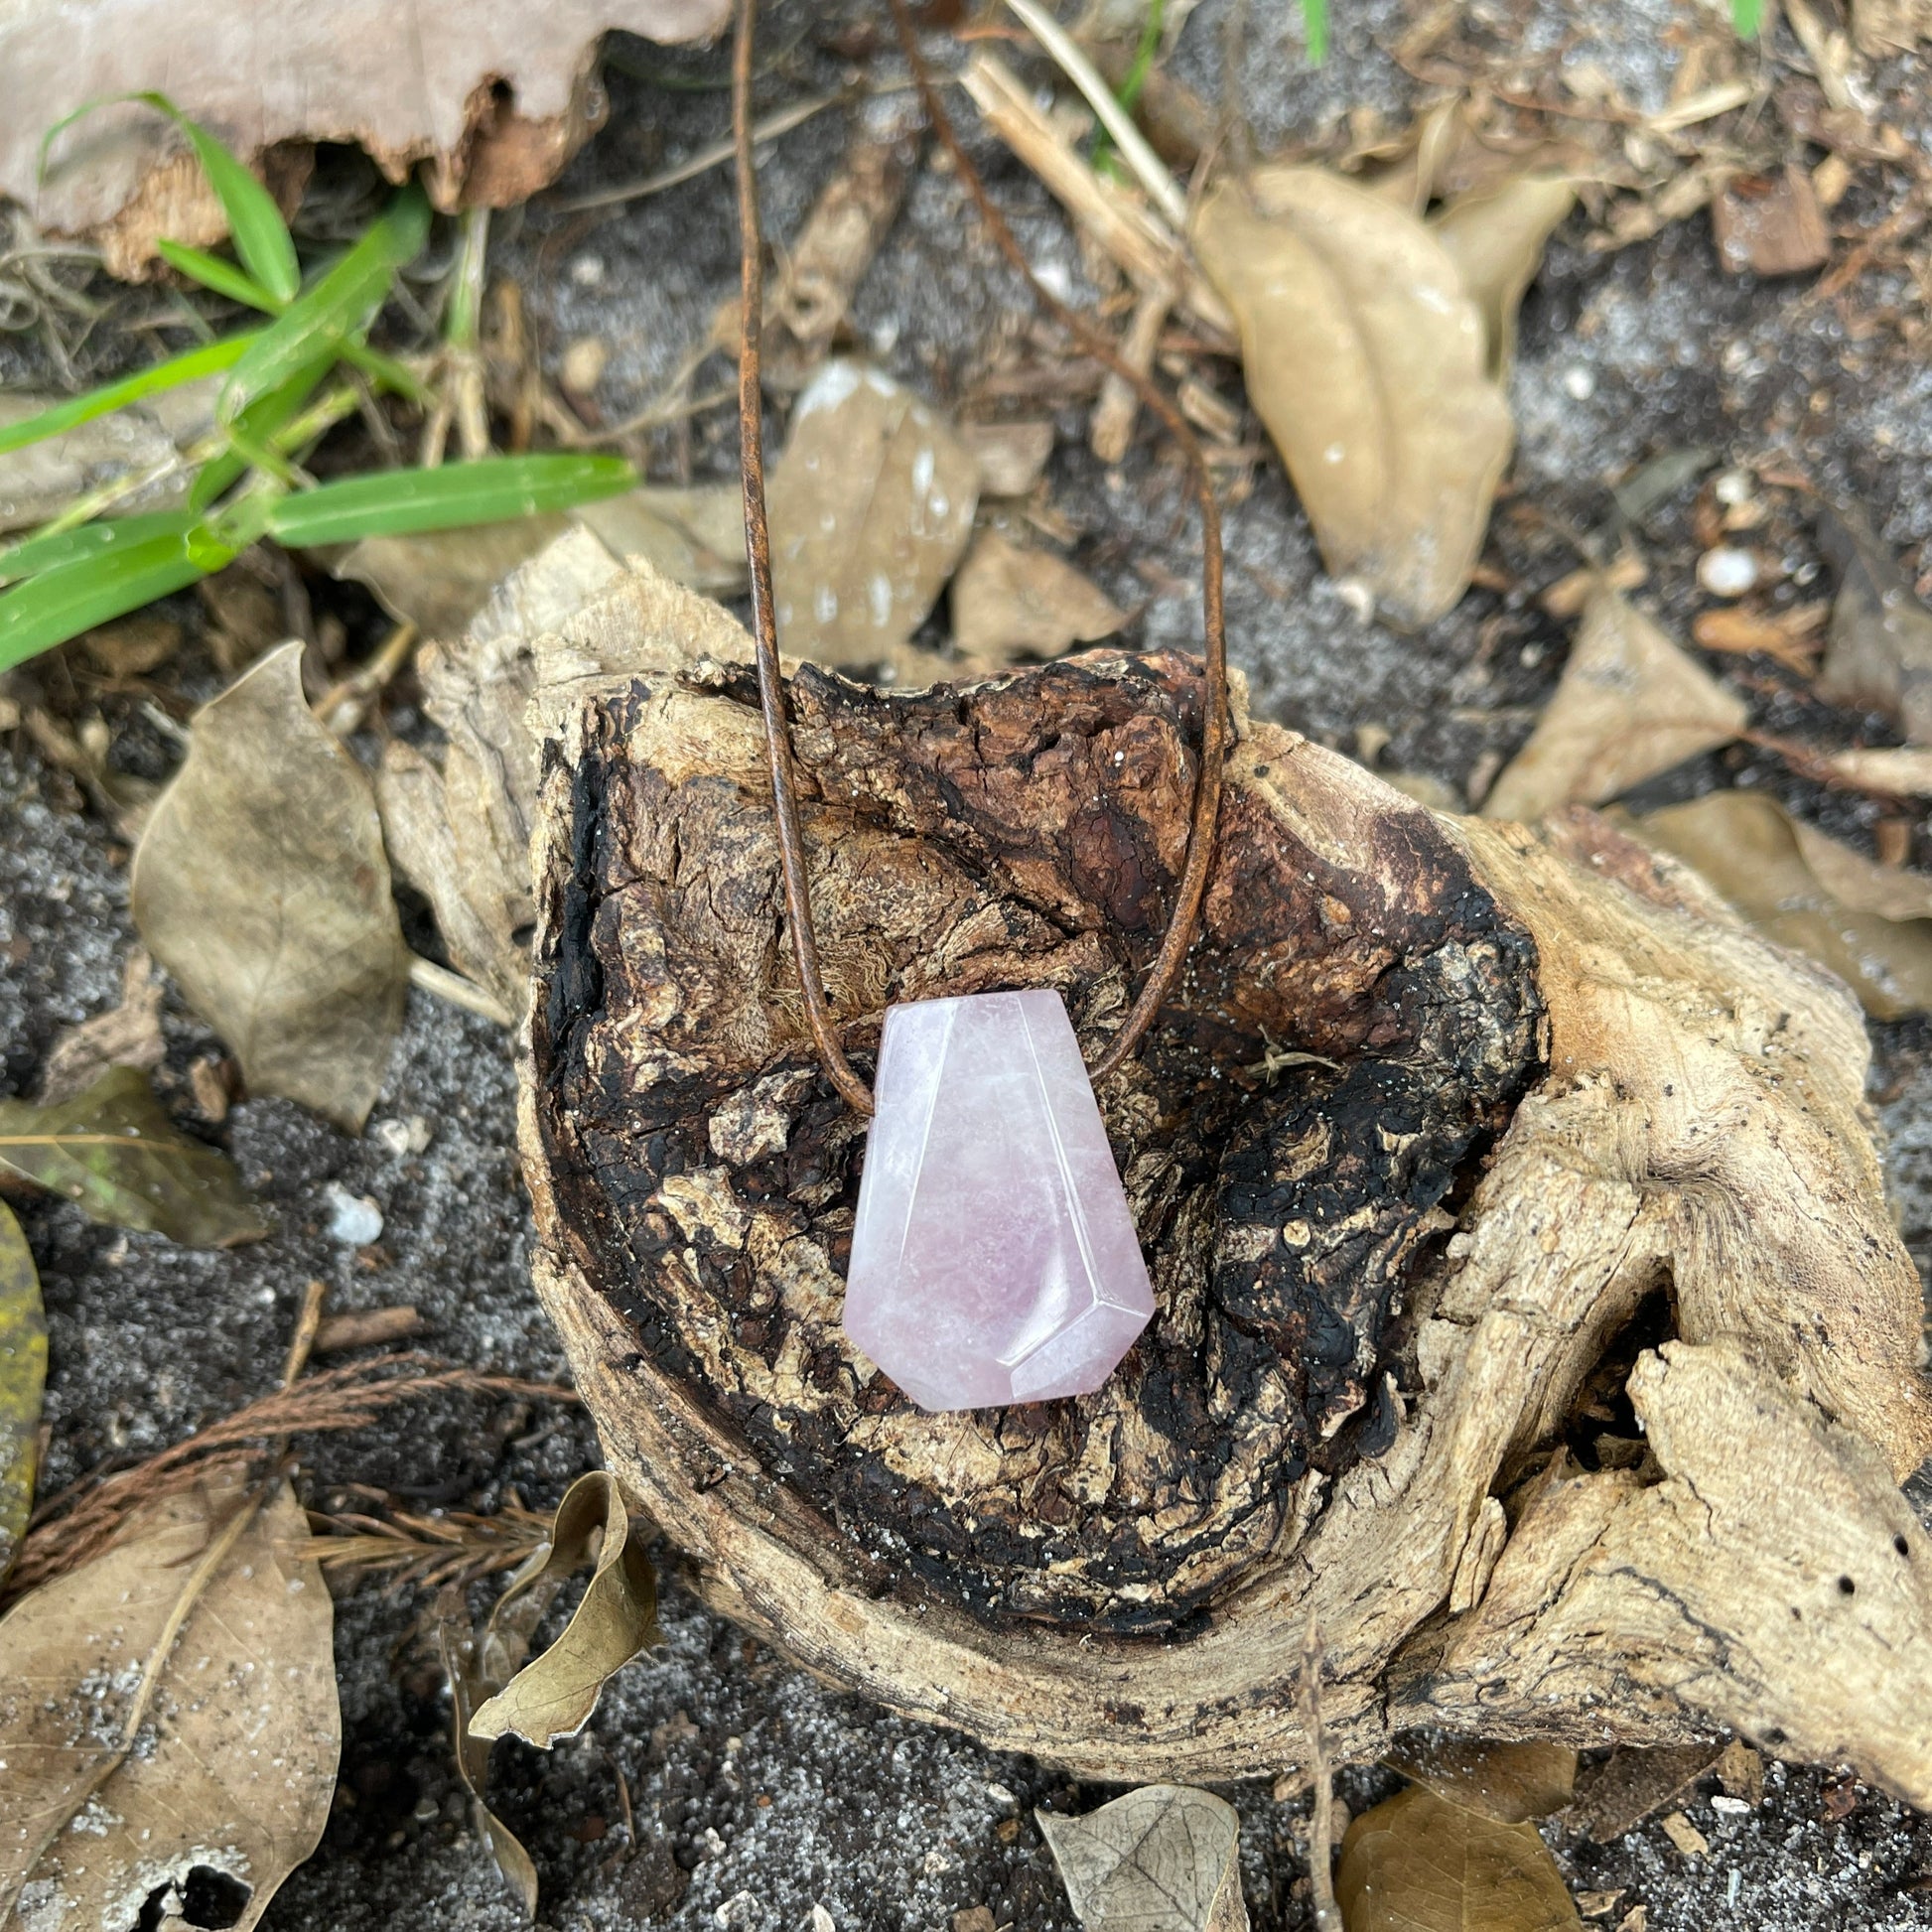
372 1115 432 1158
1563 366 1596 400
323 1181 383 1247
1698 546 1758 597
560 336 609 396
569 253 607 288
1714 468 1754 506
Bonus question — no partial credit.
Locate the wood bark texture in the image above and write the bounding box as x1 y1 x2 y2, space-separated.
514 557 1932 1794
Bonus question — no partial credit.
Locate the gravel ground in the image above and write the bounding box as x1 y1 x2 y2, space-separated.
5 0 1932 1925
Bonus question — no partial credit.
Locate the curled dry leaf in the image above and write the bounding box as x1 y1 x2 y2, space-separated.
439 1612 540 1915
1429 177 1578 379
2 0 732 277
468 1469 660 1748
335 482 747 638
1335 1784 1582 1932
0 1204 45 1589
1384 1739 1578 1826
131 639 409 1132
1814 505 1932 745
1482 587 1746 820
962 420 1056 498
1192 168 1513 627
0 1064 268 1246
950 529 1125 665
1631 788 1932 1018
0 1476 338 1931
1038 1786 1249 1932
767 359 980 668
36 946 164 1107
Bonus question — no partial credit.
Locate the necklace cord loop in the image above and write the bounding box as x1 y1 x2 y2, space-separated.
733 0 1231 1107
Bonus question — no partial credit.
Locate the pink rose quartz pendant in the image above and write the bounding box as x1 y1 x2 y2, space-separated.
844 989 1155 1413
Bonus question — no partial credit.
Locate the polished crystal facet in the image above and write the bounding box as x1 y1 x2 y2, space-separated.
844 989 1155 1412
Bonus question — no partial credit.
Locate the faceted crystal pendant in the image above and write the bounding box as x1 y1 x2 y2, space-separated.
845 989 1155 1413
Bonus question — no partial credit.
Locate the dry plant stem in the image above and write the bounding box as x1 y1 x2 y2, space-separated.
1298 1617 1343 1932
1090 281 1173 463
735 0 876 1117
316 620 420 735
281 1279 328 1387
887 0 1230 1088
10 1355 575 1596
408 954 516 1027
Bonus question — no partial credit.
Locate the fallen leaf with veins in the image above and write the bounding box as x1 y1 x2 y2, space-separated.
766 358 980 667
0 1205 45 1590
0 1065 268 1245
3 0 732 277
950 529 1125 665
1038 1785 1249 1931
468 1469 660 1748
1482 586 1746 820
1336 1784 1583 1931
1567 1744 1726 1844
0 1476 337 1930
1386 1739 1578 1825
131 639 409 1132
1193 168 1513 627
36 946 165 1107
1630 789 1932 1019
1814 505 1932 745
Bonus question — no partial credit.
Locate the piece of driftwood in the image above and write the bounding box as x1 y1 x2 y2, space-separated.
515 557 1932 1793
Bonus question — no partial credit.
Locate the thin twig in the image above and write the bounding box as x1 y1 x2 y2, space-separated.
408 954 517 1028
554 92 842 214
1298 1615 1344 1932
281 1279 329 1387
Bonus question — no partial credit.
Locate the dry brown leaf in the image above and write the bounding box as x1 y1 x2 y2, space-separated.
0 1476 337 1930
1192 168 1512 627
1483 587 1747 820
77 612 182 678
1429 176 1577 378
1631 789 1932 1018
0 377 215 532
1038 1786 1249 1932
1827 745 1932 794
1335 1785 1583 1932
36 946 165 1106
4 0 732 276
131 639 409 1132
773 111 917 347
1567 1745 1725 1843
1691 603 1825 675
468 1469 659 1747
1852 0 1930 57
439 1610 540 1914
1386 1740 1578 1825
1712 165 1831 277
950 529 1125 664
0 1204 45 1591
335 483 745 638
1814 506 1932 744
766 359 980 666
963 420 1056 498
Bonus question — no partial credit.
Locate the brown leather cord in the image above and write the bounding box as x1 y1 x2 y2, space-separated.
733 0 1230 1106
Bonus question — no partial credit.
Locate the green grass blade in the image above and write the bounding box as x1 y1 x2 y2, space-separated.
219 184 431 424
129 92 300 304
191 353 337 511
0 334 259 460
337 339 433 406
269 454 635 547
0 510 201 586
155 239 280 314
0 523 233 672
1732 0 1763 32
1304 0 1329 63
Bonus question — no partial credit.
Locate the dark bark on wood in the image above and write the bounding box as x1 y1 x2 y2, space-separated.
529 649 1544 1633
